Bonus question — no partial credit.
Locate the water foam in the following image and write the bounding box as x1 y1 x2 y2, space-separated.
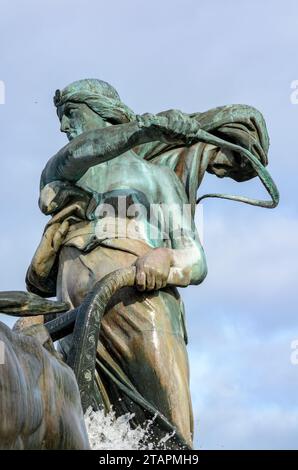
85 408 175 450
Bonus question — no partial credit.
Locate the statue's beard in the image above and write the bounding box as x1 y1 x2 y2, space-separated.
67 131 76 141
66 121 113 141
66 128 81 141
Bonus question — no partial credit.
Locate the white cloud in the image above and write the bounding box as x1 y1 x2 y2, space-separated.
189 209 298 334
189 331 298 449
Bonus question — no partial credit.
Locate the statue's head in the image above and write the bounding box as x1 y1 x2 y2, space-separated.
54 79 135 140
207 147 259 182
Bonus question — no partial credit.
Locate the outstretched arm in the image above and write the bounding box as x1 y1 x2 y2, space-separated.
41 114 200 188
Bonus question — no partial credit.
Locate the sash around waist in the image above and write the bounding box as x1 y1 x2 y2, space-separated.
63 218 172 251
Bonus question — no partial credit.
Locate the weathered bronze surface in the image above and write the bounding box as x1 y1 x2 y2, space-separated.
0 79 279 449
0 320 89 449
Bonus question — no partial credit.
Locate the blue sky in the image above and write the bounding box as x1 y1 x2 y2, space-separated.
0 0 297 449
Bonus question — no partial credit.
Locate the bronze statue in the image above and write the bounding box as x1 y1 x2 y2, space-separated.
1 79 279 449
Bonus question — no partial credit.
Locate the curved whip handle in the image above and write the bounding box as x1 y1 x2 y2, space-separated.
66 266 136 412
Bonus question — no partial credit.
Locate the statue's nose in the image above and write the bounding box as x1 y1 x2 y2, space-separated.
60 115 70 133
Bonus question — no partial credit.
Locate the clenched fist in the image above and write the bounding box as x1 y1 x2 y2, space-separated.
134 248 173 291
136 110 200 145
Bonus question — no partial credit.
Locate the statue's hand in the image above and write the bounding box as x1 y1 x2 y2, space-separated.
30 221 70 279
134 248 172 291
43 220 70 254
136 110 200 144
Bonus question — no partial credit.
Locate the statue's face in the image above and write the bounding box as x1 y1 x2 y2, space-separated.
207 148 248 181
58 102 111 141
207 148 236 178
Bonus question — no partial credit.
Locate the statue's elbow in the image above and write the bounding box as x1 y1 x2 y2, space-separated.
190 251 208 285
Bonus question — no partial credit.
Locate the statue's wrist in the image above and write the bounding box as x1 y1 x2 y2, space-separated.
135 114 146 128
135 114 166 142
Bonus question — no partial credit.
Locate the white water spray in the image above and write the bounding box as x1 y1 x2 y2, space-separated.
85 408 175 450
